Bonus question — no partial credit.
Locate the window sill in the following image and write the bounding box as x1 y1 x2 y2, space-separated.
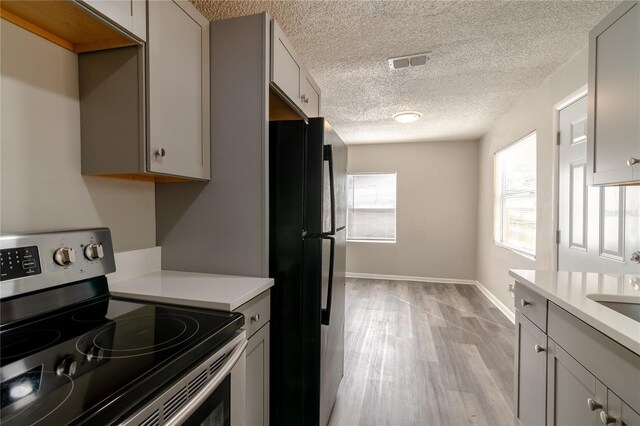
347 239 396 244
494 241 536 261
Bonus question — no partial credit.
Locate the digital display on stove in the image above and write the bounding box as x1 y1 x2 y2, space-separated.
0 246 41 281
0 365 43 409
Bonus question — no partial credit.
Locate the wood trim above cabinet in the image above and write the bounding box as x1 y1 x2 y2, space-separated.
91 173 198 183
0 1 138 53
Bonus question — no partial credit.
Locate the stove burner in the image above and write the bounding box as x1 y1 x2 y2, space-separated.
0 330 61 362
1 372 74 426
76 314 200 359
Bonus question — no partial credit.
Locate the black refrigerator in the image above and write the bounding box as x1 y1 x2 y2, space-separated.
269 117 347 426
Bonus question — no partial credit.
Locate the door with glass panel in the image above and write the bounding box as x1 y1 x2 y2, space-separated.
558 95 640 273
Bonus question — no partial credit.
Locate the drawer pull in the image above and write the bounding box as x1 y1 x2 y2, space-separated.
520 299 531 307
534 344 545 353
587 398 602 411
251 314 260 323
600 411 616 424
627 157 639 166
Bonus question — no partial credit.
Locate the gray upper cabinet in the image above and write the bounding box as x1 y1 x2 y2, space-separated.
270 19 321 118
79 0 210 182
147 0 210 180
587 1 640 185
300 69 321 118
79 0 147 41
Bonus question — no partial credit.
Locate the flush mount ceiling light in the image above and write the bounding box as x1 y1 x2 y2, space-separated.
393 111 422 123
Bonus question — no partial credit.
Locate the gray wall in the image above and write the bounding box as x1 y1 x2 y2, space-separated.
347 140 478 281
1 21 156 252
476 47 589 312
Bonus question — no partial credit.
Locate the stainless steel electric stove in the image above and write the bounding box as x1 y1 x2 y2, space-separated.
0 228 246 425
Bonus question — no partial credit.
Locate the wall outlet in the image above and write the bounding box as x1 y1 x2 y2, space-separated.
507 283 515 297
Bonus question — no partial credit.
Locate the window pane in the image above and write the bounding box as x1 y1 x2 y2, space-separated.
347 174 396 241
494 133 536 256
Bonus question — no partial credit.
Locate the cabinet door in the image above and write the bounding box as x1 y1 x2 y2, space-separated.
546 339 605 426
246 323 270 426
300 69 320 118
587 1 640 185
515 311 547 426
79 0 146 41
271 20 302 110
147 0 210 180
607 390 640 426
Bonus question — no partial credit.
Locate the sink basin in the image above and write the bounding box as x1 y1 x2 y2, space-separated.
586 294 640 322
596 302 640 322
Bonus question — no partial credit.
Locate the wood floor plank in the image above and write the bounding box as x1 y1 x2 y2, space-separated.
329 279 514 426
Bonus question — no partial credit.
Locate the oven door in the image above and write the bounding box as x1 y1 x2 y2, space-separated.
121 332 247 426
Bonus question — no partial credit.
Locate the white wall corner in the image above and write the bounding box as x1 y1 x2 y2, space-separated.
108 246 162 283
345 272 477 285
474 280 515 324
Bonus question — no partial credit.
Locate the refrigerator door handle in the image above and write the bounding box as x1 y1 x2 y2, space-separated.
323 145 336 236
319 235 335 326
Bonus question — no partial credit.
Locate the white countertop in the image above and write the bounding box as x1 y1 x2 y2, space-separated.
109 270 274 311
509 269 640 355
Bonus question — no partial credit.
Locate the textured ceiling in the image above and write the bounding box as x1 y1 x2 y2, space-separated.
193 0 619 144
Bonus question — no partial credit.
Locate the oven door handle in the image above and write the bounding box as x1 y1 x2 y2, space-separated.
164 338 248 426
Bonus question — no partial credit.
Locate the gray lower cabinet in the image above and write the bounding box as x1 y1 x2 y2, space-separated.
235 290 271 426
587 1 640 185
515 311 547 426
546 339 604 426
514 281 640 426
79 0 210 182
245 323 270 426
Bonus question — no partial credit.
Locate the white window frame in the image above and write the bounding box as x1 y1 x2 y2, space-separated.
493 132 537 259
346 172 397 243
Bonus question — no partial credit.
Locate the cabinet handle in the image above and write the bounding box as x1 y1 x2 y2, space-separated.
627 157 639 166
251 314 260 323
630 251 640 264
520 299 530 307
587 398 602 411
301 94 309 104
600 411 616 424
534 344 545 353
155 148 166 157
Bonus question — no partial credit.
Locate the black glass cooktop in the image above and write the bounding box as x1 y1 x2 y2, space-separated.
0 295 243 425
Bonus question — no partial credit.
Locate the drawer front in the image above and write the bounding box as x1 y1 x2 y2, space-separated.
548 302 640 413
235 290 270 338
515 281 547 331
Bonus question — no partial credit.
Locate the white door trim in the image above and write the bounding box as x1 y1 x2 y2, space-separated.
552 84 588 272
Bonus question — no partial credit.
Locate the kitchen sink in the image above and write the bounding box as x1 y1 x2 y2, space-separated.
587 294 640 322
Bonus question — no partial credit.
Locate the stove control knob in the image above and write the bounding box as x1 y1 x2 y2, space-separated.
85 346 104 362
56 356 77 377
53 247 76 266
84 243 104 261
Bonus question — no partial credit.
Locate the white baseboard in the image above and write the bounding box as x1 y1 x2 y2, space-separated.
345 272 476 285
108 246 162 283
474 280 515 324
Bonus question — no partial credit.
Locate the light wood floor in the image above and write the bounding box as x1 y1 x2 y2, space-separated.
328 279 515 426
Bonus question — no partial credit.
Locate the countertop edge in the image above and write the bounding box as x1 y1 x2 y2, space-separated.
109 271 275 311
509 270 640 356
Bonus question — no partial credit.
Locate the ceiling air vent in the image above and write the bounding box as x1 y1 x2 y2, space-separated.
388 52 431 70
